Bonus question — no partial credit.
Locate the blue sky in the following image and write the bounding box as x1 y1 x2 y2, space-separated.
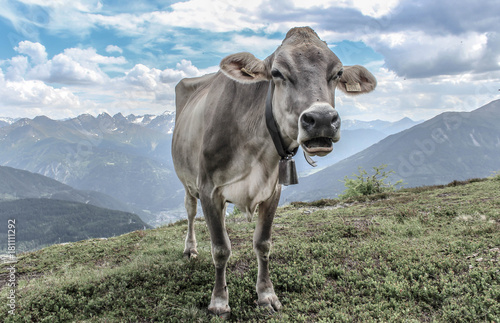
0 0 499 121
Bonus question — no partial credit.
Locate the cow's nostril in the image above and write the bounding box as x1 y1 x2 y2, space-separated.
331 110 339 126
301 113 315 128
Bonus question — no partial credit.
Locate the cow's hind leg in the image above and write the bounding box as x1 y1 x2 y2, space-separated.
183 192 198 258
253 185 282 313
201 193 231 319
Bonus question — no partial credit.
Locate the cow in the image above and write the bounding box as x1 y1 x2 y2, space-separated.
172 26 376 318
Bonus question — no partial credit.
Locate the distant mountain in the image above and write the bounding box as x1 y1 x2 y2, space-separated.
0 117 17 128
281 100 500 203
294 118 422 175
125 112 176 134
294 117 422 175
0 165 147 218
0 198 151 252
295 128 388 176
342 117 423 135
0 112 182 225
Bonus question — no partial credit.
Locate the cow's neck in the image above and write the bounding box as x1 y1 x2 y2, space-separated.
265 81 300 185
265 82 298 159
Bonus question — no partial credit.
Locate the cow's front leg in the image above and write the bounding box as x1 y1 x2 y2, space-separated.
253 185 282 312
200 193 232 319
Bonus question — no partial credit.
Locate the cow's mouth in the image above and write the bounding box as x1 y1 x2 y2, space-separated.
302 137 333 157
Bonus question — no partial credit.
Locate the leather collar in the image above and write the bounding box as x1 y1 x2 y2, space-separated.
265 81 298 159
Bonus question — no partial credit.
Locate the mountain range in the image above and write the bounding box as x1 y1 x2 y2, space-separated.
281 99 500 203
0 117 17 128
342 117 422 135
3 99 499 222
0 112 180 225
0 110 419 224
3 100 498 222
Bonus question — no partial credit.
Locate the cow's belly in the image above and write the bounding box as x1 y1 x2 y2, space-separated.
220 156 279 214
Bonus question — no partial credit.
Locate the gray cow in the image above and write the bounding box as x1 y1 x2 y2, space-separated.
172 26 376 318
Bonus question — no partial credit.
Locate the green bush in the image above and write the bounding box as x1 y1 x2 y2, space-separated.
339 165 403 199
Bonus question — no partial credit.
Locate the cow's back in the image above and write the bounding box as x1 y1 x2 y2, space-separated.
175 73 216 120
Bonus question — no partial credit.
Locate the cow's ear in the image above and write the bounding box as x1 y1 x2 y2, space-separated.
220 52 270 83
337 65 377 96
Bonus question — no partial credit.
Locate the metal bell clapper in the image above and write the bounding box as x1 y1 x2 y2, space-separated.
279 156 299 186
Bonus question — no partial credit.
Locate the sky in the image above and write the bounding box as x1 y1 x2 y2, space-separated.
0 0 499 121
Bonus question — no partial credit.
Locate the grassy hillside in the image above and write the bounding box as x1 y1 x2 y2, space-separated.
0 177 499 322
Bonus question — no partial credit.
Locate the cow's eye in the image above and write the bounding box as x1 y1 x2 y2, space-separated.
330 69 344 82
271 69 285 80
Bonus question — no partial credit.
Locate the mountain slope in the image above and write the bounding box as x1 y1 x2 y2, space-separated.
282 99 500 203
1 178 498 321
295 117 422 175
0 198 151 252
0 165 149 219
295 128 388 175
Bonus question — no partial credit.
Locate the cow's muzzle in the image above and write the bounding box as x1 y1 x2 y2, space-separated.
298 104 340 157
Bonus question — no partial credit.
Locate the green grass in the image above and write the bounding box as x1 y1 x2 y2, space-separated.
1 178 499 322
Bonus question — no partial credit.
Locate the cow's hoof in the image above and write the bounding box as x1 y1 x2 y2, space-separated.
183 249 198 259
257 303 277 316
208 305 231 320
258 294 282 313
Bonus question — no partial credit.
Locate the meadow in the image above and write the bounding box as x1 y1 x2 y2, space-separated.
1 176 499 322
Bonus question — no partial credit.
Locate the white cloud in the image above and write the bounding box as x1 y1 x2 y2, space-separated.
0 66 91 119
0 39 205 118
159 60 200 83
154 0 266 32
7 43 128 85
87 0 271 37
336 62 500 122
62 47 127 66
106 45 123 54
14 41 48 64
124 64 160 90
291 0 400 18
351 0 401 18
37 53 109 84
8 0 495 81
213 35 283 59
364 31 494 78
119 59 201 103
1 0 500 122
0 39 208 118
4 56 29 81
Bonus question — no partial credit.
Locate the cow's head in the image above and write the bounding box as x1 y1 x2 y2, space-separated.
220 27 376 157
